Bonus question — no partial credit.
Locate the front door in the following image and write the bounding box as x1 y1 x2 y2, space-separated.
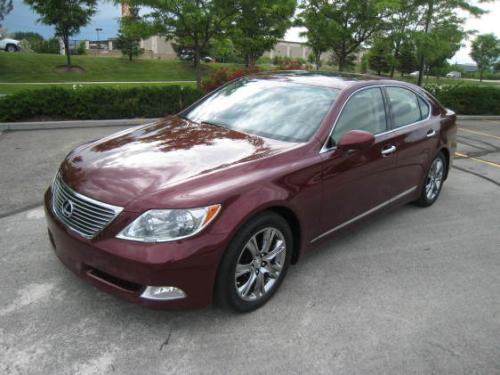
317 87 399 241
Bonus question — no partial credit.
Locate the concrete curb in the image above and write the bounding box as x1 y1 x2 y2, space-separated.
0 115 498 131
457 115 500 121
0 118 161 131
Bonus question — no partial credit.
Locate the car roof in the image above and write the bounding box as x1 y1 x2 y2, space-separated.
251 70 411 91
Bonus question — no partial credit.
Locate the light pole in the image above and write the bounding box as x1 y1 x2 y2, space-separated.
96 28 103 56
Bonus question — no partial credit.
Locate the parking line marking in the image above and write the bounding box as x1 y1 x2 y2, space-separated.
459 128 500 140
455 152 500 168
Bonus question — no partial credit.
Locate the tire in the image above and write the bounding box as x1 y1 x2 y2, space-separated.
414 151 447 207
6 44 17 52
215 211 293 312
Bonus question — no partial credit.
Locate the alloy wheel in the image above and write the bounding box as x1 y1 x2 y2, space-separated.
425 157 444 201
234 227 287 302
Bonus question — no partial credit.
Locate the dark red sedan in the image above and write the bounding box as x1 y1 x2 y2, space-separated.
45 72 457 312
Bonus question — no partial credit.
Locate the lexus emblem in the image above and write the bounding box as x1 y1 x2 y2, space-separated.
62 199 74 218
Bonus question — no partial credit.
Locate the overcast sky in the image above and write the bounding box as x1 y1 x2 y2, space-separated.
3 0 500 65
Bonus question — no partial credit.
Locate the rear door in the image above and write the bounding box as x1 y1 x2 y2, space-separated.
383 86 439 194
317 87 399 240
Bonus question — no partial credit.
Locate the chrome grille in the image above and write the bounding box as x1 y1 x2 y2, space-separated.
51 174 123 239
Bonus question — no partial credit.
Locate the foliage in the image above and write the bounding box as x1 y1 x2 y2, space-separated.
115 31 144 61
9 32 60 54
210 38 237 63
415 11 466 81
0 0 12 27
414 0 486 86
382 0 425 77
300 0 394 71
76 41 86 55
127 0 237 88
0 85 202 122
37 37 60 54
470 33 500 81
231 0 295 67
297 0 331 70
423 83 500 115
367 37 393 75
201 66 260 93
397 39 417 74
271 55 305 68
24 0 97 66
115 5 148 61
11 31 44 50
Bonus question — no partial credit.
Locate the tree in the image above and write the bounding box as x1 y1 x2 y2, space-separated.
115 5 147 61
384 0 422 77
231 0 295 67
414 12 466 81
397 39 417 74
127 0 238 89
115 31 144 61
297 0 330 70
308 0 394 71
24 0 97 66
0 0 13 27
415 0 487 86
470 33 500 81
367 37 392 75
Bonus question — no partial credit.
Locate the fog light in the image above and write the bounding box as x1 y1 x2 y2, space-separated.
140 286 186 301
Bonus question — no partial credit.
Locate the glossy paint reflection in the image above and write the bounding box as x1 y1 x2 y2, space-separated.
60 116 293 207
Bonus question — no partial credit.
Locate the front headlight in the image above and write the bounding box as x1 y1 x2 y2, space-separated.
116 205 221 242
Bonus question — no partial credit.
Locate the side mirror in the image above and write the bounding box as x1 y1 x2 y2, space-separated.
336 130 375 153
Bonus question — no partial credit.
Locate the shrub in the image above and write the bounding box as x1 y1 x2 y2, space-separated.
0 85 202 122
201 66 261 93
423 84 500 115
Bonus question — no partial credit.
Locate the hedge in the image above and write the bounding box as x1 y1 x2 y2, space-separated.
423 84 500 115
0 82 499 122
0 85 203 122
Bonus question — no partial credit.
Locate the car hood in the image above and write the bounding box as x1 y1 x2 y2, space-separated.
59 116 293 208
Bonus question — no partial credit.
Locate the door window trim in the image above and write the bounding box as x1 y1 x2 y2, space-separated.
321 84 432 153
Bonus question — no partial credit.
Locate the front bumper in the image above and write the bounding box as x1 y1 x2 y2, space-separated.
44 189 227 309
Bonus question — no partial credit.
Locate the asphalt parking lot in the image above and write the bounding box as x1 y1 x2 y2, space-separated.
1 119 499 374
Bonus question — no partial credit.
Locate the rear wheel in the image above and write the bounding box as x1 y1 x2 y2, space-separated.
414 152 446 207
215 212 292 312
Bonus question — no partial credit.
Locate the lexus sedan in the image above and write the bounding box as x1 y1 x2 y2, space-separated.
45 72 457 312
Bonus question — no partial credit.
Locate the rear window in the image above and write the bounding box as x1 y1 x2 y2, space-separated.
385 87 422 128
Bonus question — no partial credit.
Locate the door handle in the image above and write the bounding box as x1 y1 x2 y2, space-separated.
381 145 396 156
426 129 436 138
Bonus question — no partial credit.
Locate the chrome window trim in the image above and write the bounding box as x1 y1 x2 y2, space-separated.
320 84 432 153
310 186 417 243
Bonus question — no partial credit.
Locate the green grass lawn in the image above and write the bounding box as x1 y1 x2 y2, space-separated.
0 52 202 83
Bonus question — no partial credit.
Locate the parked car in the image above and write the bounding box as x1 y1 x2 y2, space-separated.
0 34 21 52
446 71 462 78
45 72 457 312
409 71 420 77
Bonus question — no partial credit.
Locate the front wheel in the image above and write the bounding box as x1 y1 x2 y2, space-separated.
215 212 292 312
414 152 447 207
6 44 17 52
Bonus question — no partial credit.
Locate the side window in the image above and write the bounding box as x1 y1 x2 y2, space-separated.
418 96 430 119
331 87 387 143
385 87 421 128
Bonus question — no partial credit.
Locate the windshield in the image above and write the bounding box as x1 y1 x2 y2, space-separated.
184 78 339 142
